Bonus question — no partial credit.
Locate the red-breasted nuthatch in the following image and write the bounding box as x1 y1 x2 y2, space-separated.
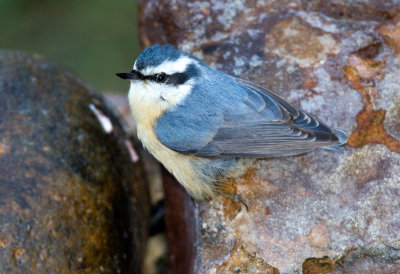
117 45 348 201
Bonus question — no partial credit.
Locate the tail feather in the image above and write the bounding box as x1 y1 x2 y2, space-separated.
325 129 349 151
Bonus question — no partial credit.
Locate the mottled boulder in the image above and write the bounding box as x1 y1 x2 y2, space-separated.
0 51 150 273
139 1 400 273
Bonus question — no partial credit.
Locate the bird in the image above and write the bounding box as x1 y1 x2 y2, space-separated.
116 44 348 202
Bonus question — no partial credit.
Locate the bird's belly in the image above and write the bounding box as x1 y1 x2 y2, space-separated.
136 123 216 199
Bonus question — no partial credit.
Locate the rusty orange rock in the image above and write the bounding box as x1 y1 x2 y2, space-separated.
378 15 400 55
344 53 400 153
217 246 279 274
302 256 335 274
0 143 5 155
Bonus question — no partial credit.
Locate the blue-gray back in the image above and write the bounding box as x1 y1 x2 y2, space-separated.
155 64 346 157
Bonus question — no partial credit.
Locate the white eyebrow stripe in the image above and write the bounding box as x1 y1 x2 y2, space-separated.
142 56 195 75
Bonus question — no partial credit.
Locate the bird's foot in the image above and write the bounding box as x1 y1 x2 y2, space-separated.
222 192 249 211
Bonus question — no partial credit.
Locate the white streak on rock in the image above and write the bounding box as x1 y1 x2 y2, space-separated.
89 104 113 133
125 139 140 163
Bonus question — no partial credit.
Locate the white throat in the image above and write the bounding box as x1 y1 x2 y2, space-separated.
128 80 193 128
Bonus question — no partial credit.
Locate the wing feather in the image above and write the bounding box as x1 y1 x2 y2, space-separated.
155 76 346 158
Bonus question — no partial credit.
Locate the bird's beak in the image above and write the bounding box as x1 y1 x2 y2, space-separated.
116 72 141 80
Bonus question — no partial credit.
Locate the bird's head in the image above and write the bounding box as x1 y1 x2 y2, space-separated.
117 45 200 115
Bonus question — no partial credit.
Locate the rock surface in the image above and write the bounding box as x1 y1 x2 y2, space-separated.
0 51 150 273
139 0 400 273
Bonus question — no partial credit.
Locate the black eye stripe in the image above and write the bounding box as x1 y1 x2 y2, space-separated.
166 64 198 85
130 70 167 82
133 64 198 85
166 72 189 85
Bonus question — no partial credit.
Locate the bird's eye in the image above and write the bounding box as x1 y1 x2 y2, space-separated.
156 73 166 82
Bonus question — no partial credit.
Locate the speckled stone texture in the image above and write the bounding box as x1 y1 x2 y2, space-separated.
0 51 150 273
139 0 400 273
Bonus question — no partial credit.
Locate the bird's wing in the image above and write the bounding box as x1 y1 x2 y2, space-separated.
155 77 344 158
